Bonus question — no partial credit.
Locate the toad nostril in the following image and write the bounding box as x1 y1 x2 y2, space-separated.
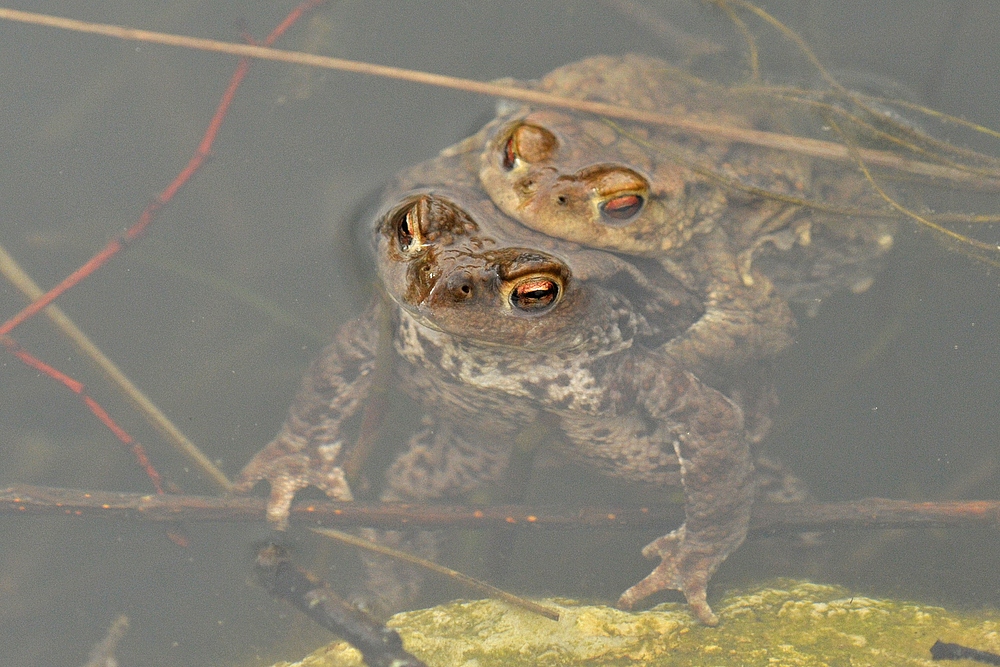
445 273 474 300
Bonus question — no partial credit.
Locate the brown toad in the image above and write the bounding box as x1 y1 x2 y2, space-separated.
479 54 898 321
237 151 758 624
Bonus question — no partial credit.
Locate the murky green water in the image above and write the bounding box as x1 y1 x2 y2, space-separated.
0 1 998 665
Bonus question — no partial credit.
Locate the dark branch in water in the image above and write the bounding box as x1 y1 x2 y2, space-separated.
0 484 683 527
2 484 1000 535
253 542 427 667
745 497 1000 536
931 639 1000 665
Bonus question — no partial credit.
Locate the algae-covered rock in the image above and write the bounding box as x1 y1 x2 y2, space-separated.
271 580 1000 666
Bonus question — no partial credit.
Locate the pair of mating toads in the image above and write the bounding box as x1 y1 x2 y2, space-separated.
235 54 897 625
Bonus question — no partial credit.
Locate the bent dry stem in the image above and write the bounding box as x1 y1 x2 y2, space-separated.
310 527 561 621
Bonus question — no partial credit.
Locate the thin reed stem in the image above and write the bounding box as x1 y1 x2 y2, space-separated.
0 7 996 189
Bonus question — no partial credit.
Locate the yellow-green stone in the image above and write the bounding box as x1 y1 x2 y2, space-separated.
268 580 1000 666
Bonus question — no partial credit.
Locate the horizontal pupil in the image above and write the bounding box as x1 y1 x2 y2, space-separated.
602 194 643 219
513 279 558 310
518 280 553 295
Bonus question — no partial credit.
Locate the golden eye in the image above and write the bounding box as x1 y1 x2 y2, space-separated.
510 276 560 312
393 205 417 251
600 194 644 222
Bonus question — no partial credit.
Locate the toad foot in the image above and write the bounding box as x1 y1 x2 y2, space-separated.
234 448 353 530
616 527 719 626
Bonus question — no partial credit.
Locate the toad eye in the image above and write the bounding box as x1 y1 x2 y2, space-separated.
599 193 644 222
394 205 418 251
502 135 517 171
500 123 558 172
510 276 561 313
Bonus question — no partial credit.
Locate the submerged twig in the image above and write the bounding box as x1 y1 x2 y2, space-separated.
745 498 1000 536
2 484 999 536
0 483 680 527
309 526 561 621
254 542 427 667
931 640 1000 665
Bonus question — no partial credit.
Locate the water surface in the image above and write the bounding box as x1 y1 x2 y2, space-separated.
0 1 997 664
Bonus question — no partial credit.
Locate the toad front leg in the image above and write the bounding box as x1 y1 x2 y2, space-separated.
620 368 754 626
660 232 796 372
234 306 381 528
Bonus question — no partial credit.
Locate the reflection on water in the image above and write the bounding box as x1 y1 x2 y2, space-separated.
0 1 998 664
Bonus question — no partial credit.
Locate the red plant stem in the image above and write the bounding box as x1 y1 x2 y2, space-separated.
0 1 326 492
0 0 325 337
2 336 164 494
